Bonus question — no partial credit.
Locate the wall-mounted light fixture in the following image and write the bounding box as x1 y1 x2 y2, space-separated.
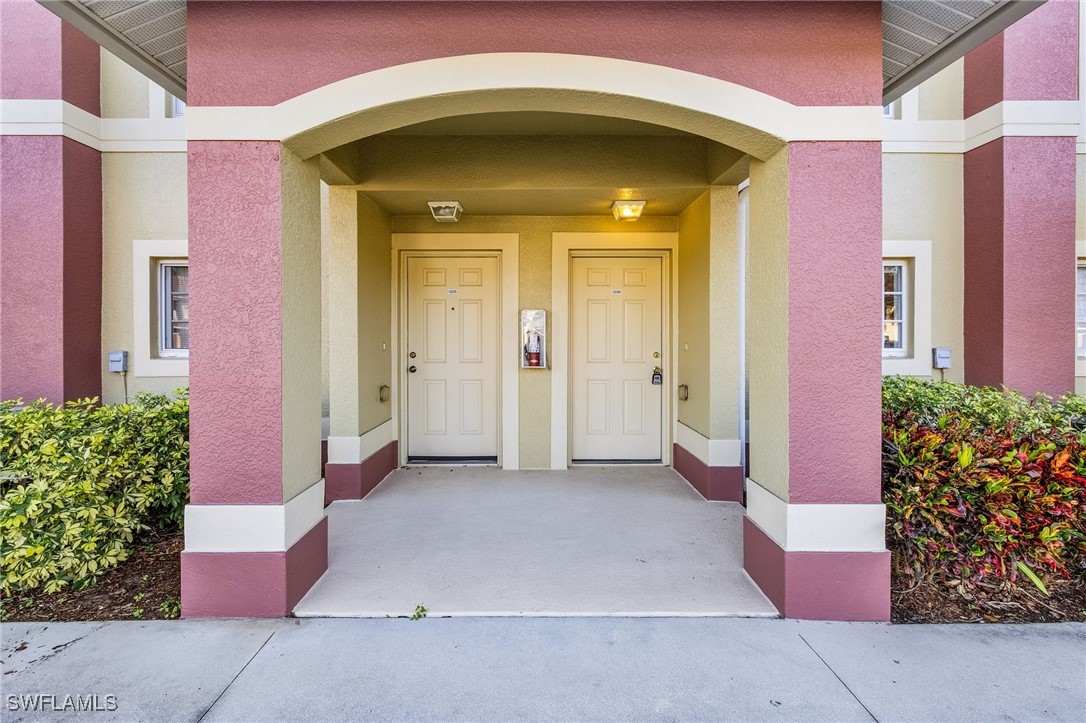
612 200 646 221
428 201 463 222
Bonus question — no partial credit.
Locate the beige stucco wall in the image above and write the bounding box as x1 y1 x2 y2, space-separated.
747 148 790 501
882 153 965 383
917 59 963 121
677 193 711 437
100 152 188 404
675 189 741 442
100 49 149 119
327 191 393 438
280 149 323 502
356 196 394 433
1077 153 1085 395
391 214 677 469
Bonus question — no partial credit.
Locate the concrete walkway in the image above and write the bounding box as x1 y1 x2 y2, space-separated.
294 466 776 617
2 618 1083 722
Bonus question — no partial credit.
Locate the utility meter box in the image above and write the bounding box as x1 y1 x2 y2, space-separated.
932 347 952 369
108 350 128 373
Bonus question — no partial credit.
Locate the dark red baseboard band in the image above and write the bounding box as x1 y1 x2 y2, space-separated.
324 440 398 505
180 516 329 618
743 517 890 621
672 443 744 502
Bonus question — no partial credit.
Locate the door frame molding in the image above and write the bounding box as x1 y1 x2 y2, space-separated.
551 233 679 469
391 234 520 470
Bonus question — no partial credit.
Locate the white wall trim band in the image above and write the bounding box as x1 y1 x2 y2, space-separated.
184 53 882 159
0 98 186 152
326 419 396 465
674 422 742 467
745 479 887 553
883 99 1083 154
183 480 326 553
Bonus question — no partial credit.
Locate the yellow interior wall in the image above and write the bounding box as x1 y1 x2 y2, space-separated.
392 214 677 469
677 193 711 437
100 49 149 119
883 153 965 383
100 152 188 404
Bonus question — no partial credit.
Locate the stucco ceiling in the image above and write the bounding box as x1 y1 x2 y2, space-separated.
40 1 1048 105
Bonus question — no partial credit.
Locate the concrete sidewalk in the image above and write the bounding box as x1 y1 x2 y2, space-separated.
2 618 1083 722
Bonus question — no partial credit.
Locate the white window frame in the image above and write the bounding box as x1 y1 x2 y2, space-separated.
882 240 933 377
132 240 189 377
158 261 189 359
882 260 908 358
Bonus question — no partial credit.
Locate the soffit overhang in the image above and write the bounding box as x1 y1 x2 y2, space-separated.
38 0 1048 107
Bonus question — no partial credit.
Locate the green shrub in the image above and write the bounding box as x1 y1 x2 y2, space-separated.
882 378 1086 592
0 391 189 595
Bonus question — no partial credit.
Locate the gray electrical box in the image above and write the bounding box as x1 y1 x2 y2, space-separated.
932 347 952 369
108 350 128 373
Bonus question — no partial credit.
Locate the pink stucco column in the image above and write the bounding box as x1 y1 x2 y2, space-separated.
744 141 890 621
181 141 328 618
963 0 1079 398
0 0 102 404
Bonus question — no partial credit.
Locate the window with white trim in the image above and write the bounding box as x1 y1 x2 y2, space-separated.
883 260 908 358
1077 264 1086 357
159 261 189 357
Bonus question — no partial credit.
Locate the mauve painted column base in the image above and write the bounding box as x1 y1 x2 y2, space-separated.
672 443 744 502
743 517 890 621
180 517 328 618
324 440 398 506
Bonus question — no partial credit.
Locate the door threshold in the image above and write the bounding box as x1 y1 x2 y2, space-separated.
407 456 499 466
571 459 664 466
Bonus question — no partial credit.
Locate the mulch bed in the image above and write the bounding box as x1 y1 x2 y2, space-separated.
891 567 1086 624
2 531 183 623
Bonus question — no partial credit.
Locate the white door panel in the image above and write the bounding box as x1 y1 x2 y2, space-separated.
571 256 664 461
407 256 499 458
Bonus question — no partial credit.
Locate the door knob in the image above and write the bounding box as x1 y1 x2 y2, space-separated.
408 366 417 374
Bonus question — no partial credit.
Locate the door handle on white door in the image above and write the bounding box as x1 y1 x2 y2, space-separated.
408 366 417 373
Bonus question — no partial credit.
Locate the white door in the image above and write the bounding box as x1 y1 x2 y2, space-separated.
570 256 664 461
406 256 500 460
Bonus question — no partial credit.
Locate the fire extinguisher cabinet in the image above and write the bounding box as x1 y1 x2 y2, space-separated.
520 309 547 369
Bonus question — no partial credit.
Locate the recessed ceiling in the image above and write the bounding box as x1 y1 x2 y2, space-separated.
41 1 1046 106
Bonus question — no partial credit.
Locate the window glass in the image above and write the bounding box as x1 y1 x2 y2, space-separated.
883 262 906 356
161 263 189 355
1077 265 1086 357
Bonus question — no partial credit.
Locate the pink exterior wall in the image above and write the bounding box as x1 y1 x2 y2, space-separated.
966 136 1077 397
672 443 743 502
963 139 1006 388
965 0 1079 117
1 136 67 403
0 137 101 405
188 141 287 505
0 0 102 405
0 0 100 114
963 1 1078 397
787 142 883 505
186 1 882 107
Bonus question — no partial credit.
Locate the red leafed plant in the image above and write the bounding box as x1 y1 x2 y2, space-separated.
883 378 1086 594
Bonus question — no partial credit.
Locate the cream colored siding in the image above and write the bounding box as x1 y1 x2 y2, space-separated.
882 153 965 382
100 49 149 119
917 59 963 121
101 152 188 403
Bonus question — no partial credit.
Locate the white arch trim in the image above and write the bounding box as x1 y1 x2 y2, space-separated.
186 53 882 160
